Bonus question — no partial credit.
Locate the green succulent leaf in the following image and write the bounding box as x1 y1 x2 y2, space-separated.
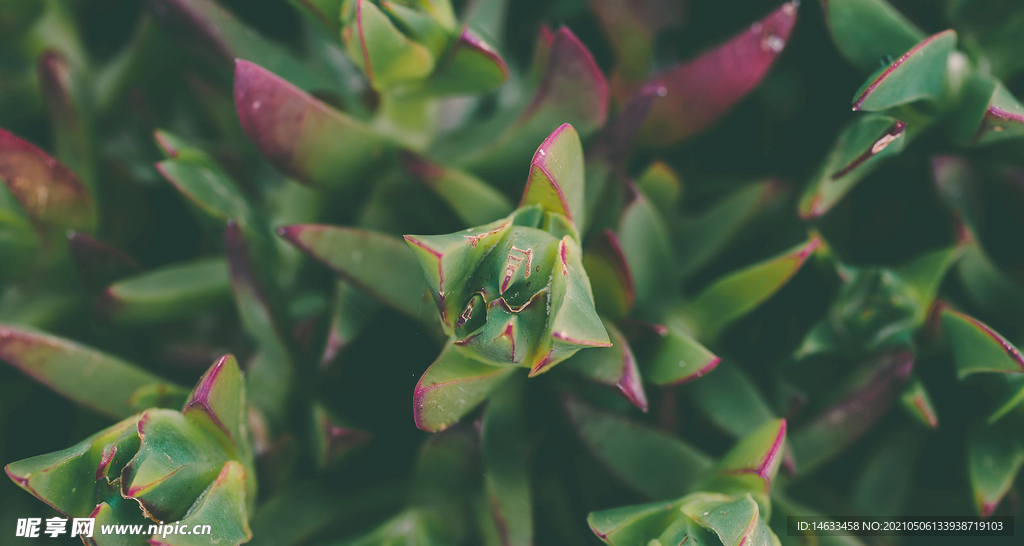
682 494 779 546
899 376 939 428
638 1 798 147
98 257 232 325
957 242 1024 323
821 0 926 73
635 161 682 215
151 460 252 546
967 419 1024 517
311 403 371 469
585 0 682 89
686 361 775 438
583 230 635 320
849 429 920 518
644 324 720 387
520 123 586 228
0 326 186 418
281 224 435 324
588 500 684 546
37 49 96 194
0 180 39 273
698 419 786 508
617 186 673 314
941 306 1024 378
560 319 648 411
564 395 713 499
851 30 956 112
341 0 436 90
234 60 393 191
286 0 345 33
401 152 513 226
687 238 819 340
320 281 379 367
950 75 1024 146
414 343 518 432
420 29 508 96
798 115 908 219
988 374 1024 425
479 374 532 546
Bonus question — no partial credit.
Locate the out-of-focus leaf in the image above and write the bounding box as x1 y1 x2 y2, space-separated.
420 29 508 96
635 161 682 216
682 494 778 546
67 231 140 291
957 243 1024 322
520 123 586 227
320 281 378 368
98 258 232 325
637 1 798 147
561 320 647 411
851 30 956 111
341 0 436 91
686 361 775 438
988 374 1024 425
402 153 512 227
564 395 713 499
798 115 907 219
687 238 819 339
849 429 920 517
583 230 635 319
899 376 938 428
281 224 435 324
286 0 345 33
950 74 1024 146
0 326 185 419
893 246 961 324
821 0 925 73
644 324 720 386
941 306 1024 377
967 419 1024 517
699 419 787 508
588 500 683 546
311 403 371 469
0 181 39 273
414 343 518 432
234 60 392 191
790 350 914 475
0 128 95 235
479 375 532 546
617 186 673 314
37 50 96 194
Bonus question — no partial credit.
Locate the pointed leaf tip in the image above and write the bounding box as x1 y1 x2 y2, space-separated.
521 123 585 225
183 354 246 442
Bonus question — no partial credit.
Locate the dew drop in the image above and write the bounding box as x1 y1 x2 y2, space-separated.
750 22 763 34
252 101 261 110
763 34 785 53
656 86 668 97
993 126 1004 132
678 360 687 368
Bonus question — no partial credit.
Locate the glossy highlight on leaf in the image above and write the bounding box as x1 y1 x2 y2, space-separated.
851 30 956 112
941 306 1024 377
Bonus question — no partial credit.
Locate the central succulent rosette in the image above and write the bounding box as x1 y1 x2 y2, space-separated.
405 124 610 376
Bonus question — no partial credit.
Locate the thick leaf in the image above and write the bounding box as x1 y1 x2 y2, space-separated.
950 76 1024 146
617 186 673 314
967 419 1024 517
341 0 435 90
637 1 798 147
899 376 938 428
414 343 518 432
588 500 683 546
156 159 255 229
686 361 775 438
700 419 787 504
37 50 96 193
151 460 252 545
286 0 345 33
798 115 907 219
480 375 532 546
182 355 249 451
687 238 819 339
234 60 392 191
421 29 508 96
635 161 682 215
849 429 920 517
98 258 232 325
821 0 926 73
320 281 378 368
402 152 513 226
957 243 1024 322
67 231 140 291
561 320 648 411
851 30 956 111
790 350 914 475
988 374 1024 425
0 180 38 272
941 306 1024 377
311 403 371 469
931 155 982 231
0 326 185 419
644 324 720 386
682 494 778 546
150 0 329 90
586 0 682 89
892 246 961 324
520 123 585 227
0 128 95 235
583 230 635 319
564 395 713 499
282 224 435 323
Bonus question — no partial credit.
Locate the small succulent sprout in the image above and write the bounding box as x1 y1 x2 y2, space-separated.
406 124 609 376
6 355 255 546
339 0 507 95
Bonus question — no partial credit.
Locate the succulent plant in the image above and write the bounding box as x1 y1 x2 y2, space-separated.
1 0 1023 545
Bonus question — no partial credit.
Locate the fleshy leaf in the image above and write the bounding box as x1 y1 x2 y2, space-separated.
851 30 956 111
520 123 585 226
687 238 819 339
682 494 778 546
414 343 518 432
0 326 184 419
401 152 513 226
234 59 392 191
588 500 683 546
849 429 920 518
286 0 345 33
967 419 1024 517
150 460 252 546
988 374 1024 425
637 1 798 147
798 115 907 219
182 355 248 447
342 0 435 90
281 224 434 324
421 29 508 96
98 258 232 325
583 230 635 319
950 76 1024 146
320 281 378 368
957 243 1024 323
155 158 256 230
941 306 1024 377
480 375 532 546
714 419 787 489
38 50 96 194
0 128 95 235
821 0 926 73
617 186 673 314
561 319 648 411
564 395 713 499
685 361 775 438
790 350 914 474
644 324 720 386
899 376 938 428
67 231 140 291
586 0 683 93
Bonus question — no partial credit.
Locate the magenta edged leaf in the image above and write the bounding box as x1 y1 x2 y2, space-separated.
820 0 926 73
616 185 673 314
940 306 1024 378
280 224 435 324
644 325 720 387
421 28 509 96
340 0 435 91
37 49 96 193
520 123 585 226
681 494 777 546
0 128 95 235
790 350 914 475
182 354 248 446
851 30 956 112
588 500 685 546
583 230 635 320
564 395 713 499
97 257 232 325
950 76 1024 146
311 403 371 469
67 231 140 291
967 419 1024 517
713 419 787 491
899 376 938 428
234 60 392 191
151 460 253 546
401 152 513 226
0 326 186 419
561 320 648 412
637 1 798 148
685 361 776 439
413 342 518 432
798 114 908 219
